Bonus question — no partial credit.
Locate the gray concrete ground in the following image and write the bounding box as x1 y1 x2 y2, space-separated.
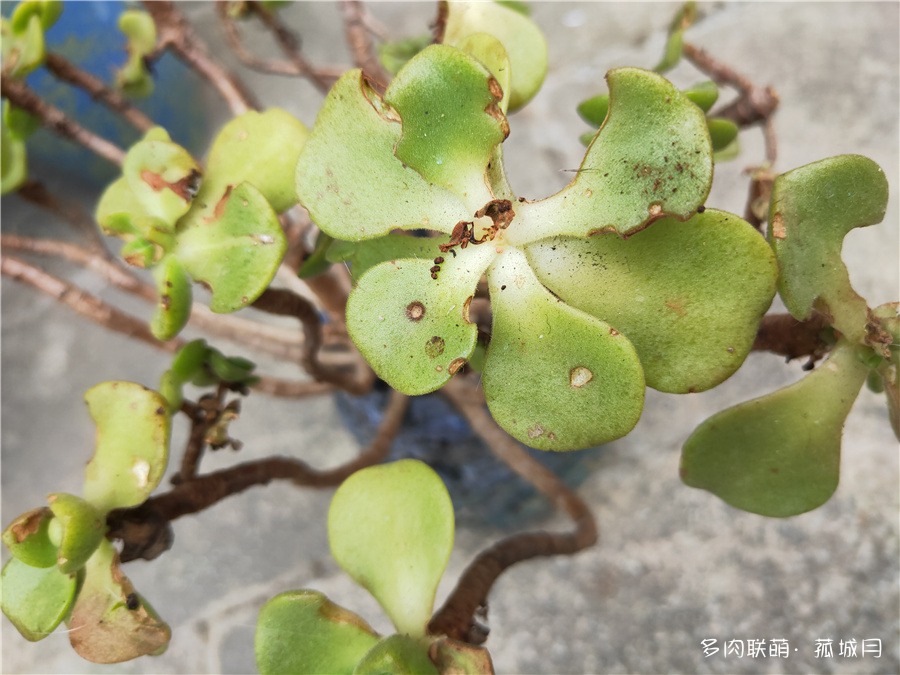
2 2 898 674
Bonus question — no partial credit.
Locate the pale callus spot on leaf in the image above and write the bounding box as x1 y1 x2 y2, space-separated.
569 366 594 388
131 459 151 489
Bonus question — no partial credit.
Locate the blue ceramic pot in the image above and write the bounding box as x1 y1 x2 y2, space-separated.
15 1 210 187
335 383 604 529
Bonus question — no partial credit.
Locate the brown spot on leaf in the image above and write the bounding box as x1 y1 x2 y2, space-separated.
609 327 620 336
448 358 466 374
160 295 171 310
9 507 50 543
665 299 687 317
463 296 473 324
425 336 446 358
648 204 663 217
205 185 234 223
406 301 426 321
527 425 545 439
140 169 201 202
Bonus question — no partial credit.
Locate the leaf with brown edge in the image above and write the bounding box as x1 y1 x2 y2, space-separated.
295 68 470 241
174 181 287 313
768 155 889 344
2 507 56 568
508 67 712 244
67 540 170 663
383 44 507 207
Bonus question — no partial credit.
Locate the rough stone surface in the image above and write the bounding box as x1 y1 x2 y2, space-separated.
2 3 897 674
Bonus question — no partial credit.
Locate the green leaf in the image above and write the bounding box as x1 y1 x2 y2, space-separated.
255 590 380 675
67 540 170 663
1 13 45 78
346 246 492 395
123 128 201 229
354 635 438 675
509 68 712 244
681 340 869 517
4 100 40 140
159 339 209 410
150 254 192 341
1 121 28 194
654 2 696 72
298 231 335 279
453 32 512 114
46 493 105 574
1 557 77 642
768 155 889 344
296 69 470 240
117 10 157 98
3 507 57 568
10 0 62 32
576 94 609 128
483 248 645 450
383 44 507 203
174 181 287 313
120 237 160 268
328 460 454 637
443 0 548 111
82 382 170 514
707 117 738 152
201 108 308 213
527 210 777 393
683 80 718 112
377 34 432 76
327 233 444 283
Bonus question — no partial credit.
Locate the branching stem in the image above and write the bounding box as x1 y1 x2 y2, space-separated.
430 377 598 643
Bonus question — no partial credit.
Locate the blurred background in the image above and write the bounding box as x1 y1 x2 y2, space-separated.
2 2 898 673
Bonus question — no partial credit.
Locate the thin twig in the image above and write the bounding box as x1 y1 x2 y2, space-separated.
252 287 372 394
107 389 409 561
430 376 598 643
218 1 341 93
44 52 156 133
340 0 390 89
0 77 125 167
143 0 258 115
14 181 115 256
1 254 180 352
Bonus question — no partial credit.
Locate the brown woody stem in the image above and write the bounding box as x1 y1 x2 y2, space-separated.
430 377 598 643
107 389 409 561
340 0 390 88
752 312 832 366
44 52 156 132
143 0 259 115
0 77 125 167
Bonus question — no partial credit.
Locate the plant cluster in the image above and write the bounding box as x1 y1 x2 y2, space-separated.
1 1 896 671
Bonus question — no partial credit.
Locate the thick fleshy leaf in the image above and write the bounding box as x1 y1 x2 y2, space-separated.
429 637 495 674
82 382 170 514
117 10 156 98
707 118 738 152
328 460 454 637
2 507 56 568
383 44 506 204
174 181 287 313
442 0 548 111
527 210 777 393
1 13 45 78
355 635 438 675
296 69 470 240
680 340 869 517
150 254 192 341
653 2 697 72
769 155 889 343
1 122 28 194
67 540 170 663
683 80 718 112
483 248 645 450
378 34 432 75
1 557 77 642
577 94 609 128
453 33 512 114
95 176 173 252
327 234 444 283
201 108 308 213
255 590 379 675
123 128 201 229
46 493 105 574
872 303 900 440
509 68 712 244
346 246 493 395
